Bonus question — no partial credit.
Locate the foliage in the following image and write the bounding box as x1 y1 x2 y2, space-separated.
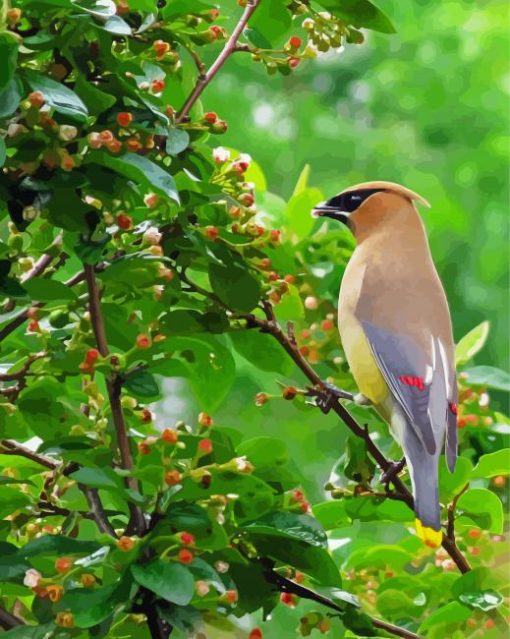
0 0 508 638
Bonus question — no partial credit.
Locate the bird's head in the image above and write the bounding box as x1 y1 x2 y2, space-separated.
312 181 430 239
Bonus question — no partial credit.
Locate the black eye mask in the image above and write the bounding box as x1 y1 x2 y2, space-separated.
324 188 386 213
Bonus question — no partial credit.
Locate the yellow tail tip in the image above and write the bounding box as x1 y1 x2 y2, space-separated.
415 519 442 548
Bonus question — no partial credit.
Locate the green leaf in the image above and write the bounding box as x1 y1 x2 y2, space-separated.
274 284 304 321
60 576 134 627
462 365 510 392
249 0 292 46
24 70 89 122
131 560 195 605
102 15 132 34
0 77 22 118
471 449 510 479
166 128 190 156
90 151 180 202
455 321 490 366
0 138 6 168
0 32 18 93
292 164 311 196
74 76 116 116
2 624 56 638
72 0 117 18
459 590 503 611
245 27 273 50
338 436 375 483
456 488 503 533
242 512 328 548
317 0 396 34
151 335 236 411
123 370 160 399
419 601 471 631
438 456 472 502
23 278 76 302
237 436 288 469
209 262 261 313
452 568 503 612
229 329 294 375
313 501 350 530
285 187 324 241
21 535 101 557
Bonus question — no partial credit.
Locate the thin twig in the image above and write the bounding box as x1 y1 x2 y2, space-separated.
446 483 470 542
176 0 261 122
83 265 146 536
0 604 24 630
266 571 423 639
0 439 59 470
79 485 118 538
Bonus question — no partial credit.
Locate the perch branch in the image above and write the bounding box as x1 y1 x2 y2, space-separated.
176 0 262 122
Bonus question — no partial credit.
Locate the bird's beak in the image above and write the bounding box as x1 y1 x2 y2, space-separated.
311 203 350 224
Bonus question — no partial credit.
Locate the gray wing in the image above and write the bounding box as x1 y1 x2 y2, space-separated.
361 321 451 456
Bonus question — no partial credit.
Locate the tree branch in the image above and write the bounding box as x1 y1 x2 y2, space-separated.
0 604 24 630
83 265 146 536
0 439 59 469
79 485 118 538
176 0 261 122
177 270 471 573
266 570 423 639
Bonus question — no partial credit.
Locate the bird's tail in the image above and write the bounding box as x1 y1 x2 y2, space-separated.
405 445 442 548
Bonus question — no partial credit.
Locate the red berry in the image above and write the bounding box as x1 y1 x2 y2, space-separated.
289 36 302 48
136 334 151 349
126 138 141 152
321 319 334 331
280 592 296 607
85 348 100 363
205 226 218 240
204 112 218 124
153 40 170 58
198 439 213 454
107 138 122 153
138 442 151 455
288 57 301 69
164 470 182 486
291 489 304 502
99 130 114 143
180 531 195 546
269 229 281 242
140 408 152 423
239 193 254 207
178 548 193 564
151 79 165 92
468 529 482 540
249 630 263 639
116 213 132 230
284 274 296 284
28 320 40 332
55 557 73 573
225 589 238 604
117 112 133 127
28 91 45 108
255 392 268 406
268 271 279 282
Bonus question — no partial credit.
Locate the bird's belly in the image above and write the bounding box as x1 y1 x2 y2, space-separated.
338 311 389 408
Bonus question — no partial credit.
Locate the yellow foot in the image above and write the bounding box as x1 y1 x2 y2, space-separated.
415 519 442 548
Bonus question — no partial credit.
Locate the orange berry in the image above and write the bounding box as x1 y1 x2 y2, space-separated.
116 0 129 14
225 589 238 604
198 412 213 427
178 548 193 564
28 91 45 108
46 584 64 602
55 557 73 574
161 428 178 444
116 112 133 127
61 155 75 171
484 619 496 630
198 439 213 454
164 469 182 486
117 536 135 552
6 8 22 24
138 442 151 455
126 138 142 152
283 386 298 400
255 392 268 406
153 40 170 58
140 408 152 423
468 528 482 540
56 612 74 628
493 475 505 488
270 229 281 243
249 629 263 639
99 130 114 143
107 138 122 153
469 546 481 556
239 193 254 207
81 573 95 587
321 319 334 331
284 274 296 284
144 192 160 208
289 36 302 48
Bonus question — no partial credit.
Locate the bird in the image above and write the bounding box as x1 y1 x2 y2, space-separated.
312 180 457 548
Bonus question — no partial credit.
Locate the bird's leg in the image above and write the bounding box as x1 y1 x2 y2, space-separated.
307 383 355 414
380 456 406 488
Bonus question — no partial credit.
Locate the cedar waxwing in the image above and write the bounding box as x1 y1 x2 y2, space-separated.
313 181 458 548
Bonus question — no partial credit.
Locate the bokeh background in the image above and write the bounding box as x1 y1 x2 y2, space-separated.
160 1 509 635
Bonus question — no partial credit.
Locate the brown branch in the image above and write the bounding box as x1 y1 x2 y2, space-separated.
176 0 261 122
177 270 471 573
0 439 59 469
79 485 118 538
83 265 146 536
446 483 470 543
266 570 423 639
0 604 24 630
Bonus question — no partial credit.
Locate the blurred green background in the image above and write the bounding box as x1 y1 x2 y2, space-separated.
205 0 509 372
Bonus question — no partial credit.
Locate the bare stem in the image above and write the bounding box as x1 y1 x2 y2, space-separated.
83 265 145 535
176 0 261 122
